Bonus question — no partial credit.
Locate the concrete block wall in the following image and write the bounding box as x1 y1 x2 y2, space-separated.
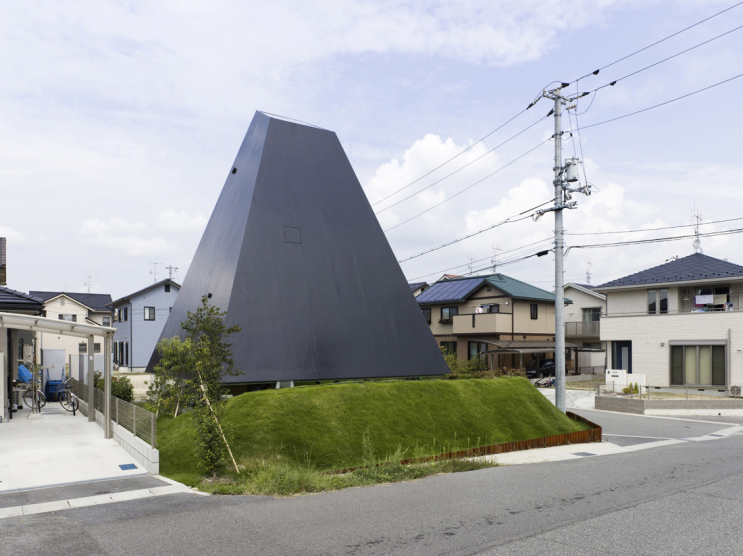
596 394 743 415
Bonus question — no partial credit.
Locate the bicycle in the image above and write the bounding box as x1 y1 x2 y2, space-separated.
58 376 80 415
21 364 54 411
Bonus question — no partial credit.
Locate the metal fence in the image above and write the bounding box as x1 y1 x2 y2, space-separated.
71 378 157 447
578 365 604 375
565 321 600 337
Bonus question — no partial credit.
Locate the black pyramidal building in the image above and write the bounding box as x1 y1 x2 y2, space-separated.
150 112 448 383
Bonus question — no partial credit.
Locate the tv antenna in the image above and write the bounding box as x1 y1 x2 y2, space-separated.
491 242 502 273
692 205 703 254
585 257 593 285
84 275 93 294
149 262 160 282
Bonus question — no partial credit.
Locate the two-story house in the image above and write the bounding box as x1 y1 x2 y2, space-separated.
564 283 607 375
595 253 743 391
29 291 113 378
107 279 180 372
416 273 563 368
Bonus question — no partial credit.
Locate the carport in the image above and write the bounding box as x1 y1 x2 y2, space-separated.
479 339 605 374
0 312 116 438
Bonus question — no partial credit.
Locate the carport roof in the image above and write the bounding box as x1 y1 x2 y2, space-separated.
0 312 116 338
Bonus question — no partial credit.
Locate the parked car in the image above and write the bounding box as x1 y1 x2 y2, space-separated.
525 359 556 379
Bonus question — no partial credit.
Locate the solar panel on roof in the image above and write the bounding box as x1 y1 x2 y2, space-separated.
416 278 485 304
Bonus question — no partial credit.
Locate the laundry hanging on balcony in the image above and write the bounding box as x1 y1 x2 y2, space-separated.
695 294 714 305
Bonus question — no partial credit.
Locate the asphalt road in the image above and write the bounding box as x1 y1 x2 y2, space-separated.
3 412 743 556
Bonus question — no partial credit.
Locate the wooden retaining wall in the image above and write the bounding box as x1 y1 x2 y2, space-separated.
335 412 602 474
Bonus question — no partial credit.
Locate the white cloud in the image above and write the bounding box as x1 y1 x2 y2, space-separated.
155 209 208 232
0 225 27 245
78 217 175 256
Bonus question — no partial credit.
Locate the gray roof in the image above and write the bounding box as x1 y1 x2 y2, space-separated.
408 282 428 292
0 286 44 311
107 278 181 308
597 253 743 289
30 291 113 312
416 273 560 305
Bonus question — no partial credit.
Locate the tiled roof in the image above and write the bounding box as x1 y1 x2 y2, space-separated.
0 286 44 309
30 291 113 312
408 282 428 292
416 273 559 305
596 253 743 289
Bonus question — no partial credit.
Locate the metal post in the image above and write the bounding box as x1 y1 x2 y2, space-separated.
133 403 137 438
151 413 155 447
104 334 112 439
116 396 119 424
553 93 566 413
87 335 95 422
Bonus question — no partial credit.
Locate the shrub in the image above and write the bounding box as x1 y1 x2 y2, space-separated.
94 372 135 403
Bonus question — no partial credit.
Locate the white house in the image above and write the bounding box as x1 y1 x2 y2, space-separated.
594 253 743 393
29 291 112 379
564 283 607 375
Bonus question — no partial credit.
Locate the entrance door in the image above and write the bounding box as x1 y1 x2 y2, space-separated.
613 341 633 374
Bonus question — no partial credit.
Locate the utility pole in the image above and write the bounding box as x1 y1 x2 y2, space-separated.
532 83 592 413
165 265 178 280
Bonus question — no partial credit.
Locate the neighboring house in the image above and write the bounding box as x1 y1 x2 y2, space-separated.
564 283 607 375
0 286 43 421
29 291 112 376
416 273 566 367
107 279 180 372
409 282 429 297
595 253 743 391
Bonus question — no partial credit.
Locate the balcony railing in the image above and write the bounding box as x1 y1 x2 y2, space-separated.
452 312 513 335
565 321 600 337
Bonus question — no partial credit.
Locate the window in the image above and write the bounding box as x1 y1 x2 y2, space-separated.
468 341 488 360
165 284 171 293
125 342 129 366
647 289 656 314
123 308 128 321
440 341 457 356
693 286 730 311
583 342 602 349
79 343 87 353
118 342 124 365
144 306 156 321
113 343 118 363
582 308 601 322
530 304 538 320
648 289 669 314
60 298 65 306
421 308 431 324
94 343 101 353
103 316 111 326
59 314 77 322
671 345 725 386
440 306 458 322
477 304 499 314
42 310 47 317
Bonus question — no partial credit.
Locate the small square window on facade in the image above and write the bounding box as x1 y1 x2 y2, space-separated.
421 308 431 324
103 317 111 326
165 284 171 293
79 343 87 353
530 304 538 320
283 226 302 244
144 307 155 321
94 343 101 353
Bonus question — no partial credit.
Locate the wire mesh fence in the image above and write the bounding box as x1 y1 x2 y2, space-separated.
71 378 157 447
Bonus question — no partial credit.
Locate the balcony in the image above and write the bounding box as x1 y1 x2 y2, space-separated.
565 321 600 338
452 312 513 335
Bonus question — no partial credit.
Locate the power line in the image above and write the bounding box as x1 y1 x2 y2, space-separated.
370 109 528 207
577 72 743 131
406 237 553 281
375 114 549 214
571 1 743 84
572 23 743 98
567 227 743 253
566 216 743 236
397 200 553 263
384 138 551 233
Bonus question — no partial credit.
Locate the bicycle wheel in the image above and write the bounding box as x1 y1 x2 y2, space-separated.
59 391 76 412
22 389 46 409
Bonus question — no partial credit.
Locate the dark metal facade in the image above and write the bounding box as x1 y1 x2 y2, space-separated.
148 111 448 382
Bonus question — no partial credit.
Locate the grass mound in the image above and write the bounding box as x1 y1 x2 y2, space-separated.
159 377 589 488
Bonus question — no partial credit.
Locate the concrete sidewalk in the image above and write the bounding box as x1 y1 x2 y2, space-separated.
0 406 145 493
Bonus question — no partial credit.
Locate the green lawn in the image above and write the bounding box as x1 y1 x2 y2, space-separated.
158 377 589 487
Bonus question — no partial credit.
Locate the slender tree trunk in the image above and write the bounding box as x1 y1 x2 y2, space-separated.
196 368 239 474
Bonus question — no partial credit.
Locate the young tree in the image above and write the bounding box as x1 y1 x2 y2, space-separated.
154 295 242 476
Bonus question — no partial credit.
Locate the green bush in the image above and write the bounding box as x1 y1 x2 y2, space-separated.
94 372 135 403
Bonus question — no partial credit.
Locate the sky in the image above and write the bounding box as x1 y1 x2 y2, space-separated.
1 0 742 298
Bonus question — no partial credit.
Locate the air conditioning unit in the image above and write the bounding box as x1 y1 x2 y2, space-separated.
729 385 741 397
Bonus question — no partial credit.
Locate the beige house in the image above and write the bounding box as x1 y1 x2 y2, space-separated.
416 273 562 367
595 253 743 393
564 283 606 374
29 291 112 378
